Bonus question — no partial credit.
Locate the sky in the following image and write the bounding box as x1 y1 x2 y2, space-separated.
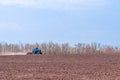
0 0 120 47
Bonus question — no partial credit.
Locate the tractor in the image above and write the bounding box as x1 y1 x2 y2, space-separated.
27 48 42 55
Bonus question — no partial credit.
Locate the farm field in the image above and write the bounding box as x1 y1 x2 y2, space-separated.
0 53 120 80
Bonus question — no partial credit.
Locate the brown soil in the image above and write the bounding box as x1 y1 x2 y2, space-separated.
0 53 120 80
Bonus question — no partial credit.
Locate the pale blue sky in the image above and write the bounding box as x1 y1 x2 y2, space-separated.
0 0 120 47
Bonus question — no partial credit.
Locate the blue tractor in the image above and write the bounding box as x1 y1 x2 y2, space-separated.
32 48 42 54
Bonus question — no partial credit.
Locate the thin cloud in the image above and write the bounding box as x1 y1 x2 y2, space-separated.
0 22 23 31
0 0 109 10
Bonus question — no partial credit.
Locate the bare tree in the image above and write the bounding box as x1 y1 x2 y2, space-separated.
0 42 119 55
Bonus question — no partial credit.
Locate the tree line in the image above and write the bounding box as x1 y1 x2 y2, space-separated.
0 42 119 54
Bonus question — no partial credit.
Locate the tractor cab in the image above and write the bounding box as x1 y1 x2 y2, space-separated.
32 48 42 54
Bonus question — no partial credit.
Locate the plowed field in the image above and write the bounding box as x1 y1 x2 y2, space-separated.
0 54 120 80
